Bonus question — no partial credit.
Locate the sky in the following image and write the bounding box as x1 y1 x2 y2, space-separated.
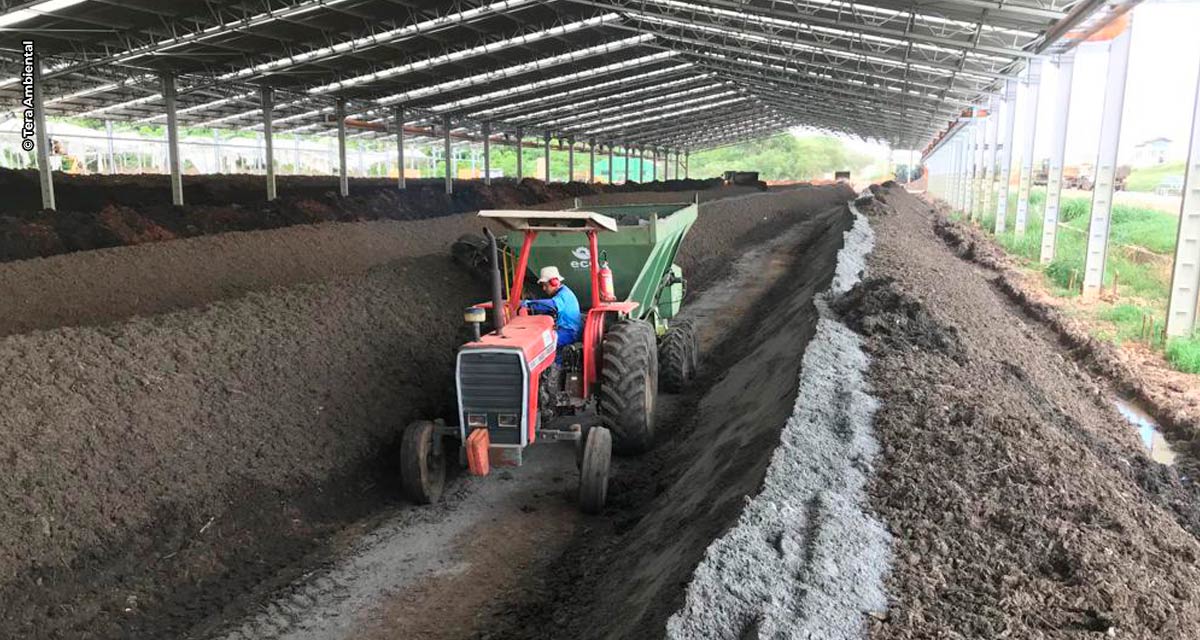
792 0 1200 168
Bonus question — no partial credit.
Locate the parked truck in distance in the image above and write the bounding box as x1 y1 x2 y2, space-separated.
1031 160 1130 191
722 171 767 189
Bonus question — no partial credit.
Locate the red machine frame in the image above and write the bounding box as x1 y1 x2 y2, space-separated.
502 228 637 400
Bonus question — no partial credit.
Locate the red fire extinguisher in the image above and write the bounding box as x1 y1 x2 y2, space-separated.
598 258 616 302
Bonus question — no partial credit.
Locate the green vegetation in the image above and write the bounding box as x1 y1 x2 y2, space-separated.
687 134 873 181
1167 335 1200 374
1125 161 1186 193
1096 303 1167 347
967 186 1195 374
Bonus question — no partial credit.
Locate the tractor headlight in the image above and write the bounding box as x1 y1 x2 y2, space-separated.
467 413 488 428
464 307 486 324
497 413 519 429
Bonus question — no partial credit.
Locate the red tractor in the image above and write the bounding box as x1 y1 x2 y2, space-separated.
400 210 662 513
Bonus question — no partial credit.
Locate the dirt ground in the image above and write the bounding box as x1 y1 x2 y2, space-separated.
0 183 851 640
853 186 1200 638
466 203 853 640
0 168 728 262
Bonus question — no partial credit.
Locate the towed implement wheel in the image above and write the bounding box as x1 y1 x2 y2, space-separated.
599 320 658 455
450 233 491 279
578 426 612 514
659 319 699 393
400 420 446 505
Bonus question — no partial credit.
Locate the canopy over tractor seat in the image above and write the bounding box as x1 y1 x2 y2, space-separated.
479 210 619 233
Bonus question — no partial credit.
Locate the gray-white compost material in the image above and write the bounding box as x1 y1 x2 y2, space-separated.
665 203 891 640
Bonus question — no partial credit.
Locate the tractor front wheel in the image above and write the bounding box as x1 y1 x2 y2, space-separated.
659 319 698 393
400 420 446 505
599 320 658 455
578 426 612 514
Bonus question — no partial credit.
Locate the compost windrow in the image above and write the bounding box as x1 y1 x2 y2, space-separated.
859 186 1200 639
0 184 853 640
0 169 736 263
0 185 800 337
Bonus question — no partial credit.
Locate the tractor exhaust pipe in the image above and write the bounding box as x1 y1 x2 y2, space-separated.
483 227 505 332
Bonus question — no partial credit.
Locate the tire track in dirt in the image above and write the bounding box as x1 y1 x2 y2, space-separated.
470 203 854 640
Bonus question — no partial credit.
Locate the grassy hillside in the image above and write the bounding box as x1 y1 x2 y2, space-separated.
1125 162 1185 192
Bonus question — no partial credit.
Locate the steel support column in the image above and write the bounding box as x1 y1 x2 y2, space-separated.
608 145 614 184
516 129 524 179
995 81 1019 234
950 138 961 208
1083 23 1134 300
967 116 982 218
1041 53 1076 264
588 140 596 183
947 138 960 209
444 115 453 194
649 149 656 181
543 132 552 182
1166 63 1200 337
32 54 54 209
960 137 969 212
964 134 974 212
684 149 689 179
568 138 575 182
624 145 631 184
483 122 491 186
983 94 1001 224
639 148 646 182
163 74 183 206
1015 59 1043 237
396 106 406 190
954 135 966 212
336 98 348 197
261 87 276 201
104 120 115 175
213 130 222 173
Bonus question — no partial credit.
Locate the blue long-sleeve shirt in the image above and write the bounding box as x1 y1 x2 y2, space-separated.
524 284 583 347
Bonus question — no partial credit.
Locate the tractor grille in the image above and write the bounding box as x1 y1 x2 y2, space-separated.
458 350 525 445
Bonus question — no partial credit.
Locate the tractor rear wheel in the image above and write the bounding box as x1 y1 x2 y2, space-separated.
578 426 612 514
400 420 445 505
659 319 698 393
599 320 658 455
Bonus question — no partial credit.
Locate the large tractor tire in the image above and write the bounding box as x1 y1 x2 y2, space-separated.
578 426 612 514
400 420 446 505
659 319 699 393
599 320 658 455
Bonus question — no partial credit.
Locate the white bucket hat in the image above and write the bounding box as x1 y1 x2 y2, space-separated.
537 266 565 283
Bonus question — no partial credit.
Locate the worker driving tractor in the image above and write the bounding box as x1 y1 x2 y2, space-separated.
521 266 582 349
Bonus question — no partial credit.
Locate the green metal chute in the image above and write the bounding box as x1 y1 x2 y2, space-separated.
506 202 698 333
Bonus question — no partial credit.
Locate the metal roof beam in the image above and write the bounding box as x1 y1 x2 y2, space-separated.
515 81 732 130
305 13 620 96
454 62 694 118
373 34 656 107
465 68 705 122
566 0 1046 57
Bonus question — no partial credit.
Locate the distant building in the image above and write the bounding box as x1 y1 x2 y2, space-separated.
1133 137 1172 167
